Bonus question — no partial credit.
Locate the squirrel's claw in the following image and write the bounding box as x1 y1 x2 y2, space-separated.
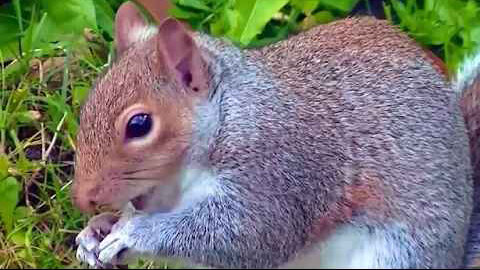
76 226 104 268
98 233 129 265
76 227 99 252
98 220 136 266
75 212 120 269
76 244 100 268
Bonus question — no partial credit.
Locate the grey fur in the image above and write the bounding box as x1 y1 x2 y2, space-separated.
77 17 475 268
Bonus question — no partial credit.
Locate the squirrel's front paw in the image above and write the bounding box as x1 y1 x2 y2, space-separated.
76 212 119 268
97 216 145 266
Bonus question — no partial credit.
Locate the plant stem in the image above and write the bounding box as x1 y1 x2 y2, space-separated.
62 49 71 99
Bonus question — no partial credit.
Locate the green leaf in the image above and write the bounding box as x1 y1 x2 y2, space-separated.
168 6 203 20
0 176 20 233
14 111 37 124
72 85 90 107
209 3 236 36
107 0 127 11
39 0 97 35
224 7 239 33
21 5 43 61
8 206 30 246
470 26 480 44
210 15 228 36
10 230 27 246
177 0 212 11
226 0 289 46
249 25 289 48
318 0 359 13
12 0 23 32
15 249 29 260
94 0 115 38
385 0 480 75
313 10 335 24
291 0 320 15
14 206 31 221
0 155 9 180
0 4 21 47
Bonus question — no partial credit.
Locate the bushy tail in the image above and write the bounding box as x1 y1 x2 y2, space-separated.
456 49 480 268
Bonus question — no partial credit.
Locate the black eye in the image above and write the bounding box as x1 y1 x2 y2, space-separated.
126 113 153 139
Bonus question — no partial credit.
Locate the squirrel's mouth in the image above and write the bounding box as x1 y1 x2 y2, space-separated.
127 183 179 213
130 188 155 211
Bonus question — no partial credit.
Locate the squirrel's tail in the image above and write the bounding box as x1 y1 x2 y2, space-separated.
456 49 480 268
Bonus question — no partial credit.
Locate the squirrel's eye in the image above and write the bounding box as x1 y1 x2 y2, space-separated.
126 113 153 139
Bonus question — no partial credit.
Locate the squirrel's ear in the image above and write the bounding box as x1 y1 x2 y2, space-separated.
115 1 156 57
156 18 209 93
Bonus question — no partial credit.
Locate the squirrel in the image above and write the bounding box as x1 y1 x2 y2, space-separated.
71 1 480 268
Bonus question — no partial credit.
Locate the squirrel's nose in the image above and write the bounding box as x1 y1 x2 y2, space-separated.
71 180 99 214
73 194 97 213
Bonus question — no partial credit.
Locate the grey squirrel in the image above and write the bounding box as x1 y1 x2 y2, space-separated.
72 1 480 268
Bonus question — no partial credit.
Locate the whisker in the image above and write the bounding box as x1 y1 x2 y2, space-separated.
122 177 159 182
123 165 166 175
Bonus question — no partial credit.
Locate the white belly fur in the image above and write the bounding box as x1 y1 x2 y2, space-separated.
281 225 390 269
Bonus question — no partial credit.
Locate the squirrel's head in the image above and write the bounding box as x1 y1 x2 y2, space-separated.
72 1 211 214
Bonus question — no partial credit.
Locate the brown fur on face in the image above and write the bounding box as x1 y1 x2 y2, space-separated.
72 38 195 213
73 1 211 213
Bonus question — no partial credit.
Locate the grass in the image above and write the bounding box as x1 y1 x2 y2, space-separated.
0 41 106 268
0 3 187 267
0 0 479 268
0 31 184 269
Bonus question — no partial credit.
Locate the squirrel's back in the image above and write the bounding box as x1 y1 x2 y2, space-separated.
192 17 473 267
